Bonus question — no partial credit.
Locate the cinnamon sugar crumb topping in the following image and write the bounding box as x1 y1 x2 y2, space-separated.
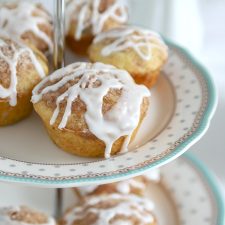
8 206 48 224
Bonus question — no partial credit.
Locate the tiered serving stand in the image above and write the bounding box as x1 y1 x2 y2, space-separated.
0 0 223 224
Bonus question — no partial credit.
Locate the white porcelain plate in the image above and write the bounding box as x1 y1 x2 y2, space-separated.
0 41 217 187
0 154 224 225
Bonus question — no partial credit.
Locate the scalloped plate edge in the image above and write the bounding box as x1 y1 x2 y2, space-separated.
184 153 225 225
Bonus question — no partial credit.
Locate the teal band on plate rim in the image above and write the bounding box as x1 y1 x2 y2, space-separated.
184 153 225 225
0 38 218 185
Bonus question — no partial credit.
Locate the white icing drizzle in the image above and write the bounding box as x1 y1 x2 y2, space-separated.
64 194 154 225
0 32 45 106
32 62 150 158
93 26 168 61
0 0 53 54
0 206 56 225
116 179 145 194
143 169 161 182
65 0 128 40
78 179 145 196
77 170 161 196
77 184 100 196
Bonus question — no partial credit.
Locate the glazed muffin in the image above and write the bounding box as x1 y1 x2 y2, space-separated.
89 26 168 88
74 169 161 199
0 32 48 126
60 194 157 225
65 0 129 55
74 178 147 200
0 0 53 55
32 62 150 158
0 206 56 225
142 168 161 183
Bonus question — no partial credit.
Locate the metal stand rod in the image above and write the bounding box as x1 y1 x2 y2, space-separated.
55 189 63 219
53 0 65 219
53 0 65 69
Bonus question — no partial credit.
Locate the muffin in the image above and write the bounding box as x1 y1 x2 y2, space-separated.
0 0 53 55
0 32 48 126
74 169 161 199
65 0 129 55
89 26 168 88
0 206 56 225
143 168 161 183
60 194 157 225
74 177 147 200
32 62 150 158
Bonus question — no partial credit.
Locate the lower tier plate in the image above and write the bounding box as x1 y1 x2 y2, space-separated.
0 153 224 225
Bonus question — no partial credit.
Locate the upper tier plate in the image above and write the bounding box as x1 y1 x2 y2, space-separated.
0 41 217 187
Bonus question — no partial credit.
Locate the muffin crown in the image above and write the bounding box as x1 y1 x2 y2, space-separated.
66 0 128 40
77 169 160 197
32 62 150 158
0 0 53 54
77 178 146 196
143 168 161 182
0 32 46 106
0 206 56 225
63 194 155 225
93 26 168 61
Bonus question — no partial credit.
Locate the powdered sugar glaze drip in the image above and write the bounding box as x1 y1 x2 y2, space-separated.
0 33 45 106
32 62 150 158
77 169 160 195
64 194 155 225
65 0 128 40
78 179 145 196
94 26 168 61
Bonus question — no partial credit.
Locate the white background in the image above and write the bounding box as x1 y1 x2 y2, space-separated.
190 0 225 189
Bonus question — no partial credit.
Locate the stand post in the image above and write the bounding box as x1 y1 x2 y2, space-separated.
53 0 65 219
53 0 65 69
55 188 63 219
